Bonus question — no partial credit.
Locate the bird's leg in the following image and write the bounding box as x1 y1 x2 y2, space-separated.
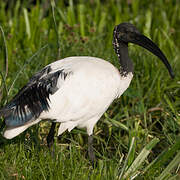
47 122 56 148
88 135 96 167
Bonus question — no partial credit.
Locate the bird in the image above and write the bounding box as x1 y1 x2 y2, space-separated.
0 23 174 164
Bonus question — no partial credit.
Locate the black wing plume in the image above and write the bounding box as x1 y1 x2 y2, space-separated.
0 66 71 127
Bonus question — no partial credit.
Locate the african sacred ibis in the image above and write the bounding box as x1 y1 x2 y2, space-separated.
0 23 174 164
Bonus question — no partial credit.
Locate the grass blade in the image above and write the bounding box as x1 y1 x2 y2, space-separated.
156 151 180 180
0 25 8 79
144 138 180 176
78 4 85 37
104 113 129 132
51 0 61 58
67 0 76 25
23 8 31 39
143 9 152 38
98 11 107 33
123 138 160 179
118 137 135 179
0 72 8 103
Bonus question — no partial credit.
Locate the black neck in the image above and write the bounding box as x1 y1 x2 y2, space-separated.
113 41 134 76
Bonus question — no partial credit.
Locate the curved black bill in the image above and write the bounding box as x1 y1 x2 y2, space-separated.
131 34 175 78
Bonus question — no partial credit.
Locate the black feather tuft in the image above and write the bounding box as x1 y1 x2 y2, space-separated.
1 66 71 127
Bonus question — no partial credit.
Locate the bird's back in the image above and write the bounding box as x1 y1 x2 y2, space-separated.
40 56 123 121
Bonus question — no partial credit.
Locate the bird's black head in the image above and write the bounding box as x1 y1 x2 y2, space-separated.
113 22 175 78
113 23 140 44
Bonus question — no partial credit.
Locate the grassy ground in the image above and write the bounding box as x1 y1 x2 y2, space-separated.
0 0 180 179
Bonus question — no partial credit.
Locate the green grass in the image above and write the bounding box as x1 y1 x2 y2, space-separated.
0 0 180 179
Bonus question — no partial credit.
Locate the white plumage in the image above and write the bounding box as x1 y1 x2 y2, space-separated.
3 56 133 139
0 23 174 164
